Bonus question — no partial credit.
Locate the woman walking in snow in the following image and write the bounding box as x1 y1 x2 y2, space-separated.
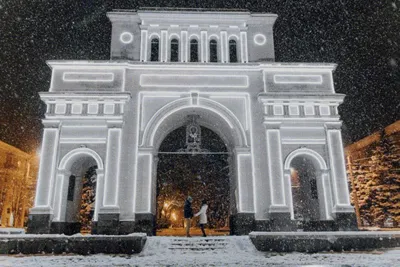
195 200 208 237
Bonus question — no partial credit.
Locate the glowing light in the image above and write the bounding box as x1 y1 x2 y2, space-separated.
171 212 177 221
253 34 266 45
120 32 133 44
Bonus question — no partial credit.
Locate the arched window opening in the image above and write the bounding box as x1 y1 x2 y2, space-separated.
150 38 160 62
209 40 218 62
229 40 238 63
190 39 199 62
170 38 179 62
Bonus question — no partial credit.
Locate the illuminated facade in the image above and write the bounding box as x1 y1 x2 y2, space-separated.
28 8 356 235
0 141 37 228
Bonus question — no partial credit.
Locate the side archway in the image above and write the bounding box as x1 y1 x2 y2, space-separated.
52 148 104 234
284 148 333 221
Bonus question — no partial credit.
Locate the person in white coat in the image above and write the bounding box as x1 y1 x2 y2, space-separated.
195 200 208 237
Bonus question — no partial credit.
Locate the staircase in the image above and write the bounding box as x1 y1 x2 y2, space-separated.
168 237 230 253
140 236 261 257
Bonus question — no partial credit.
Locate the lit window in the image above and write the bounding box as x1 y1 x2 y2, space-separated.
170 38 179 62
209 40 218 62
190 39 198 62
150 38 159 62
229 40 238 63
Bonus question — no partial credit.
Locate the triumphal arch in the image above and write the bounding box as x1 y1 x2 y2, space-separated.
28 8 357 235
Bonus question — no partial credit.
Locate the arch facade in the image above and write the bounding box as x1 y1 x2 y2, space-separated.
51 148 104 234
284 148 333 221
28 8 357 236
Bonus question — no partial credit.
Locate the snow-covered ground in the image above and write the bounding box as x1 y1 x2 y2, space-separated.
0 236 399 266
0 228 25 235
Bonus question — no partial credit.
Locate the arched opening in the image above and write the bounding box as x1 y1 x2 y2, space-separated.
156 116 231 236
190 39 199 62
209 39 218 62
170 38 179 62
290 156 320 222
150 38 160 62
229 39 238 63
63 156 98 235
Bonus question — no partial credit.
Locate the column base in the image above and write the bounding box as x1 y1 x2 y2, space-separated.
119 221 136 235
27 214 52 234
230 213 255 235
334 212 358 231
134 213 155 236
50 222 81 235
97 213 120 235
269 212 296 231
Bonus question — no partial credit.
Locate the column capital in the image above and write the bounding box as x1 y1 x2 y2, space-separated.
42 119 61 128
269 204 291 214
234 146 251 154
107 120 124 128
98 205 120 214
263 121 282 129
29 206 53 215
324 121 342 130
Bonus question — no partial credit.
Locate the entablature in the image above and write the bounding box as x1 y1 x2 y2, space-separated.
258 92 344 121
40 92 131 120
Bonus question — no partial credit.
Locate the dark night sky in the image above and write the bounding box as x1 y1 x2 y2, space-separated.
0 0 399 153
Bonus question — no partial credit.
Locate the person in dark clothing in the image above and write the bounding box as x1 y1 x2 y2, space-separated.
184 196 193 237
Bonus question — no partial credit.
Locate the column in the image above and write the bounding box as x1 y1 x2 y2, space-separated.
160 30 168 62
201 31 207 62
28 123 60 233
181 31 188 62
264 122 290 214
240 31 248 63
235 148 254 213
97 124 122 235
33 126 60 210
325 122 354 213
102 127 122 209
134 148 155 235
135 149 153 213
220 31 228 63
140 30 148 62
53 170 70 221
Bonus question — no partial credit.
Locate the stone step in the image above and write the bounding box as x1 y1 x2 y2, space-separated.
168 246 226 251
170 244 228 247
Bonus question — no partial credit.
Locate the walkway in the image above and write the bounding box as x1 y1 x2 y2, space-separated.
0 236 399 266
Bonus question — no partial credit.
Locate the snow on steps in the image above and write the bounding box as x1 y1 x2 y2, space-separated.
140 236 261 256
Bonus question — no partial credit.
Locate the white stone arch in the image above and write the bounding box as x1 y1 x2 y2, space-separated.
188 34 200 41
135 96 254 218
168 33 180 40
283 148 333 220
59 148 104 171
284 148 327 171
141 97 248 149
148 32 161 40
53 148 104 223
208 34 220 40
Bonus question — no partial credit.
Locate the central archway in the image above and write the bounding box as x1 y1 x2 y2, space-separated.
156 123 232 236
135 97 255 235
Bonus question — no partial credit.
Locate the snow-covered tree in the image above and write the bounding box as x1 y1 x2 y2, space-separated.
349 132 400 227
79 166 97 232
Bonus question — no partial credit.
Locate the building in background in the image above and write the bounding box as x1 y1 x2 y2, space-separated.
0 141 38 228
346 120 400 228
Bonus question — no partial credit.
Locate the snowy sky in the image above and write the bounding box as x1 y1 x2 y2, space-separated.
0 0 399 152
